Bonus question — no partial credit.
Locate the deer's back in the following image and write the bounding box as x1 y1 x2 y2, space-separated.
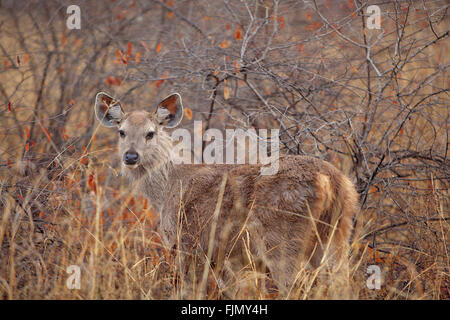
162 155 358 271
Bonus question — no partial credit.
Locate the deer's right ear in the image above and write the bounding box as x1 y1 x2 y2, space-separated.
155 93 184 128
94 92 124 127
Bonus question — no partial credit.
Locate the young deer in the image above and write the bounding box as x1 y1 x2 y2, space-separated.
94 92 359 297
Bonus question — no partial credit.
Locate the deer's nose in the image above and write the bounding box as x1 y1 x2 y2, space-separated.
124 150 139 165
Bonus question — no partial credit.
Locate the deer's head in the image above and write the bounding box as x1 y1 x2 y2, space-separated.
94 92 183 174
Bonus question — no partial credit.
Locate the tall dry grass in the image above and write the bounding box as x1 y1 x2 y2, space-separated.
0 150 447 299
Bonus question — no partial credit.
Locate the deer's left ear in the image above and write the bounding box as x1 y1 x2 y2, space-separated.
155 93 184 128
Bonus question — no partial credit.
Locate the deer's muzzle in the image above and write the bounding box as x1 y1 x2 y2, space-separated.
124 150 139 165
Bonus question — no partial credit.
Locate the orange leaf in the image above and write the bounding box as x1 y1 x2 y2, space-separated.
155 79 164 88
223 86 230 100
218 40 231 49
184 107 193 120
156 42 162 54
306 22 323 31
351 65 359 73
135 52 141 64
277 16 285 29
23 53 29 64
127 42 132 56
167 11 174 19
306 12 311 20
298 44 304 53
43 127 51 142
234 27 243 40
25 142 29 151
62 33 67 46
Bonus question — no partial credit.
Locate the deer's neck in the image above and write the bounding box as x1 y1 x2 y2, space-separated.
134 160 175 213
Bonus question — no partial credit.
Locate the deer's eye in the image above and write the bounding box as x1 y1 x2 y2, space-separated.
119 130 125 138
146 131 154 140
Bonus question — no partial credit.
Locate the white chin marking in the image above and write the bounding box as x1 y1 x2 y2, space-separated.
124 163 139 169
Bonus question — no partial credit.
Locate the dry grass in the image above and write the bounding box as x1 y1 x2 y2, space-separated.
0 151 447 299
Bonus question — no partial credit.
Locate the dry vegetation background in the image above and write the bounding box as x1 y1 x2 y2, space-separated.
0 0 448 299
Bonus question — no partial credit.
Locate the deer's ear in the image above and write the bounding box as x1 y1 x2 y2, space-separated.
94 92 124 127
155 93 183 128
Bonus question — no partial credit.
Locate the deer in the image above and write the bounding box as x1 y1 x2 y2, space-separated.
94 91 359 298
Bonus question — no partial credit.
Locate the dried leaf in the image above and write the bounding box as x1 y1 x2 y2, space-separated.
156 42 162 54
348 0 355 9
184 107 193 120
43 127 51 142
127 42 132 56
155 79 164 88
62 33 67 46
135 52 141 64
234 27 243 40
223 86 230 100
218 40 231 49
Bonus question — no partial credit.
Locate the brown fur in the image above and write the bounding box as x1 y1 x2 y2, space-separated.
94 93 359 296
